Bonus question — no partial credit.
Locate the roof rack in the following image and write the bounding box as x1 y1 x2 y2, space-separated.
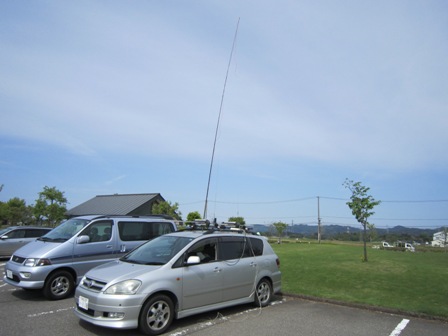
179 220 256 235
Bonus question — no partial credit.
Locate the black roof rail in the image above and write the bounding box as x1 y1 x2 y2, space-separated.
75 214 175 220
133 214 175 220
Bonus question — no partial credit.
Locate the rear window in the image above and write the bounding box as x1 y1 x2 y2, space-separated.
249 237 264 256
118 221 174 241
218 236 252 260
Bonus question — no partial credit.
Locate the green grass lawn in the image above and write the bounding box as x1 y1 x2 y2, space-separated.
271 241 448 318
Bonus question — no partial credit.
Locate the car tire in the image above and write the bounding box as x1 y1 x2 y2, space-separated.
139 294 174 336
43 270 74 300
254 278 272 307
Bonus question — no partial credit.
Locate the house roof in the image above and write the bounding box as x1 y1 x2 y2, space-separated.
66 193 165 217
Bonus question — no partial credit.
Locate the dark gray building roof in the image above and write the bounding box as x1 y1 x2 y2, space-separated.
66 193 165 217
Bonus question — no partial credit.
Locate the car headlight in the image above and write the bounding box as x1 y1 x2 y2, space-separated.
104 280 141 295
24 258 52 267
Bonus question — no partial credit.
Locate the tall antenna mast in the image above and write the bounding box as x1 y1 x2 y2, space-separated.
203 18 240 219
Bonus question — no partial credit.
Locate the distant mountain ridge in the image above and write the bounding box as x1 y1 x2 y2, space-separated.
250 224 441 239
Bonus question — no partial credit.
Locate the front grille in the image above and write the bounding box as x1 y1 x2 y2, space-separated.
81 277 107 292
7 274 20 283
77 304 95 317
11 255 25 264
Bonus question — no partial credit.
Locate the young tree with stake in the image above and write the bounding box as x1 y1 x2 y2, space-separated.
343 179 381 262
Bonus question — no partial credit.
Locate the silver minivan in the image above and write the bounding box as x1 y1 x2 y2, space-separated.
4 215 177 300
74 229 281 335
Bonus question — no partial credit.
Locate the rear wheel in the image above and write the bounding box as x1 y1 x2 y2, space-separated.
254 278 272 307
139 294 174 335
43 270 74 300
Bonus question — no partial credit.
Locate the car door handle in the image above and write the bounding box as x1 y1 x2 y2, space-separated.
250 262 257 267
106 245 113 249
213 267 222 273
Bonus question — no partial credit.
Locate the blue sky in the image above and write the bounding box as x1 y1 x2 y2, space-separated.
1 1 447 229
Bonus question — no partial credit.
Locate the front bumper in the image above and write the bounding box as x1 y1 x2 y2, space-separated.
4 261 49 289
74 285 146 330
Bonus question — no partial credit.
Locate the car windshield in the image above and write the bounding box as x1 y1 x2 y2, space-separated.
38 218 91 242
121 235 193 265
0 228 11 236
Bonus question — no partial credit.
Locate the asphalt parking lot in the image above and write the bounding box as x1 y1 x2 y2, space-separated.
1 260 446 336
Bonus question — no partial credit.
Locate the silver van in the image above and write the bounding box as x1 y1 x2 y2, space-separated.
74 229 281 335
0 226 52 257
4 215 177 300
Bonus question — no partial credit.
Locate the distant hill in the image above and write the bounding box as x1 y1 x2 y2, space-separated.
376 225 438 236
249 223 441 240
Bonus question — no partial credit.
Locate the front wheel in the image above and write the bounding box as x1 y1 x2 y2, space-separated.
139 294 174 335
254 278 272 307
43 270 74 300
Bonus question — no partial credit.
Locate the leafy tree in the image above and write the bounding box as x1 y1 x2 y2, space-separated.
273 221 288 243
0 201 6 225
5 197 30 225
33 198 46 224
152 201 182 220
0 184 4 224
34 186 67 226
343 179 381 262
228 216 246 226
187 211 202 222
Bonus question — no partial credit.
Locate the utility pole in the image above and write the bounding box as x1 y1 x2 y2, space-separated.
317 196 321 244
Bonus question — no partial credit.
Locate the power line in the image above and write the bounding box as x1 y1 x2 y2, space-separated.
190 197 448 206
211 197 316 205
324 216 448 221
381 200 448 203
320 196 448 203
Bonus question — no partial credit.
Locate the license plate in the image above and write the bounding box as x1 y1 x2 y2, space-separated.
78 296 89 310
6 270 13 279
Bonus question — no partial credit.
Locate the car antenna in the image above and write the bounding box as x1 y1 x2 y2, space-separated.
203 17 240 220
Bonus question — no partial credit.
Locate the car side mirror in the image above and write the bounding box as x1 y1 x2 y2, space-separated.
186 255 200 265
0 235 8 240
77 235 90 244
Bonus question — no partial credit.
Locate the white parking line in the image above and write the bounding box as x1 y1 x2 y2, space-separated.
389 319 410 336
27 306 75 318
168 299 284 336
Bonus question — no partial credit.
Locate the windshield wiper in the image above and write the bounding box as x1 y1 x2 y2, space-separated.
38 237 54 242
51 238 69 242
120 258 144 264
120 258 163 265
144 262 165 265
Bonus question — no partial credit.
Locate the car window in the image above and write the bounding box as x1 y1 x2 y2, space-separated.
249 237 264 256
185 238 218 264
218 236 252 260
25 229 50 238
79 221 113 243
42 218 90 241
154 222 176 235
118 221 174 241
121 235 193 265
0 228 10 236
7 229 26 239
